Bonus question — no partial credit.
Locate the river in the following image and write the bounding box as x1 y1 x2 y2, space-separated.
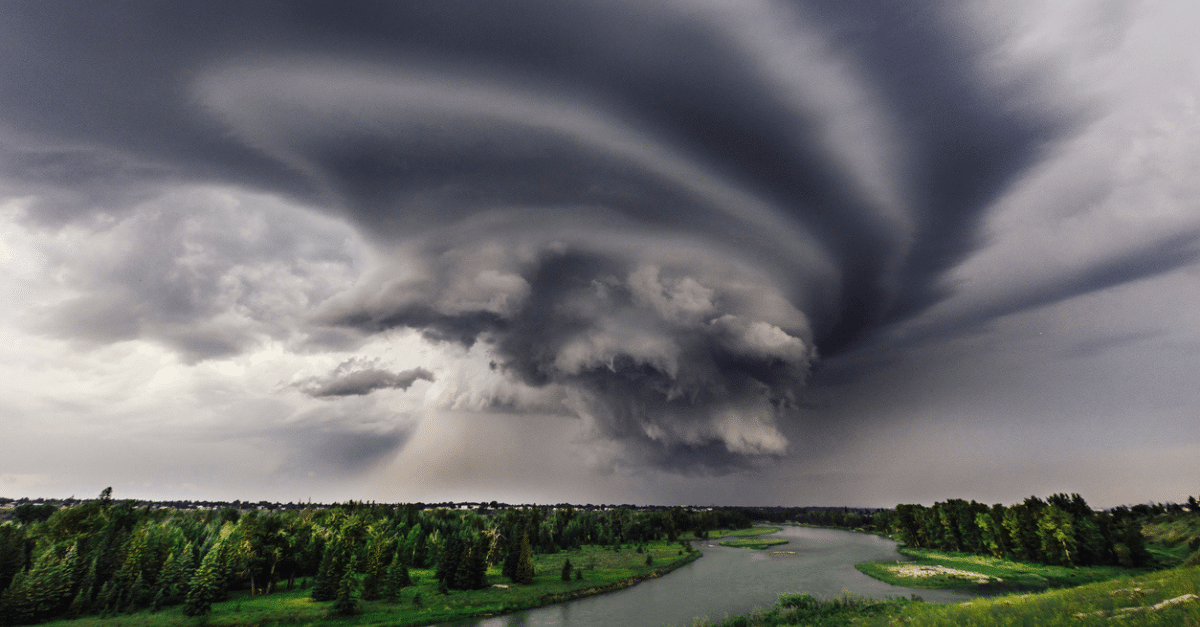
440 525 980 627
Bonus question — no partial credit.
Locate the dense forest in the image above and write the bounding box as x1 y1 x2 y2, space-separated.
0 489 749 625
881 494 1166 568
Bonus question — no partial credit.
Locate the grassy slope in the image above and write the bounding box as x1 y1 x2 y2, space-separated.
40 541 699 627
696 566 1200 627
861 565 1200 627
855 547 1133 593
1143 516 1200 566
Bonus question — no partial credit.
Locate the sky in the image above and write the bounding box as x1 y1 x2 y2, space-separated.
1 0 1198 509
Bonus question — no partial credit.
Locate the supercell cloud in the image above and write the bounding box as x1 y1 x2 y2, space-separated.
1 1 1198 503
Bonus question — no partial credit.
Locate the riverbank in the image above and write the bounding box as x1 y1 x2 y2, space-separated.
856 547 1135 593
40 541 701 627
692 564 1200 626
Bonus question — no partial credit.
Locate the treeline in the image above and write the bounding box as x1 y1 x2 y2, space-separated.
884 494 1152 568
0 489 747 625
745 507 883 531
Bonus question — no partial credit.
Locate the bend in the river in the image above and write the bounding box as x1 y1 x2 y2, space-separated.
441 525 980 627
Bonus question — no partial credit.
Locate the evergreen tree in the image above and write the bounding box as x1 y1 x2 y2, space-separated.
512 530 534 585
360 531 388 601
331 555 359 616
183 540 227 617
125 571 149 613
0 524 27 597
436 533 463 589
65 555 97 618
561 558 572 581
501 524 522 580
383 549 411 602
0 569 31 626
0 543 82 624
310 543 341 602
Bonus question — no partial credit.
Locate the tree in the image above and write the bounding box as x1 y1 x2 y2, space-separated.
1037 505 1077 566
383 549 411 602
561 558 572 581
512 531 534 585
310 542 340 602
184 533 231 617
360 528 389 601
436 533 464 589
331 555 359 616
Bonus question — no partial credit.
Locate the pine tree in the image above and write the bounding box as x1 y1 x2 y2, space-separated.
383 549 411 603
331 555 359 616
125 571 148 613
437 533 463 589
310 543 340 602
1 570 29 625
360 533 388 601
183 540 227 617
512 531 534 585
561 558 572 581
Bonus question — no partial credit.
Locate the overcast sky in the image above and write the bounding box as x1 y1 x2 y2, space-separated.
1 0 1198 508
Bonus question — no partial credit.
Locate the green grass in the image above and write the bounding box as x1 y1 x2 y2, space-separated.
862 565 1200 627
1144 515 1200 566
855 547 1135 593
693 566 1200 627
720 538 790 550
41 541 700 627
705 526 783 539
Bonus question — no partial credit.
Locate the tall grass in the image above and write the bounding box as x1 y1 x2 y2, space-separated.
687 566 1200 627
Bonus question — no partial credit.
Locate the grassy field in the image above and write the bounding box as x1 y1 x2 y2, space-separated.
720 538 790 550
694 566 1200 627
41 541 699 627
705 526 783 539
855 547 1135 593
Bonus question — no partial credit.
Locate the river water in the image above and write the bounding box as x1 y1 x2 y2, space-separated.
440 526 980 627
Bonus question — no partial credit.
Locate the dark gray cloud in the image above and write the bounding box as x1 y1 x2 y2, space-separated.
296 358 434 398
255 400 419 479
2 0 1188 479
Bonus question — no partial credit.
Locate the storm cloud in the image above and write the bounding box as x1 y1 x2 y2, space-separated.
1 1 1198 501
296 359 434 398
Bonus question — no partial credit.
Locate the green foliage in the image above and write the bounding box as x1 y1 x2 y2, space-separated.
512 530 534 585
561 558 572 581
11 504 57 525
0 494 733 625
182 535 228 617
888 494 1148 569
382 549 411 602
330 554 359 616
